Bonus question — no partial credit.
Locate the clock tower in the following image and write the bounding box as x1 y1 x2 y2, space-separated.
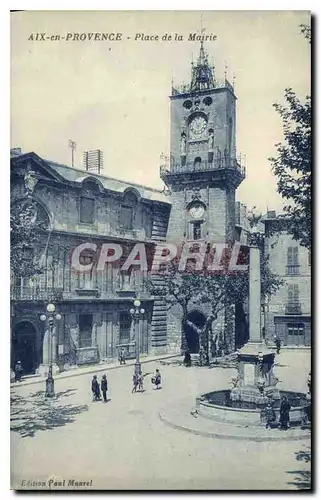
160 42 246 353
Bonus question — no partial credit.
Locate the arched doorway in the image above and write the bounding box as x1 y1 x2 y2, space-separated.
12 321 38 375
185 310 206 353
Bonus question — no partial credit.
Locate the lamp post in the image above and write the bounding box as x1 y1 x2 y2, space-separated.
130 299 145 376
40 303 61 397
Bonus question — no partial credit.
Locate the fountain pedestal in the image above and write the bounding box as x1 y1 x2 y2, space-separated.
231 342 280 405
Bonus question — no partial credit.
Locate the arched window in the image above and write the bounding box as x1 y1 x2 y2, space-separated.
120 189 139 230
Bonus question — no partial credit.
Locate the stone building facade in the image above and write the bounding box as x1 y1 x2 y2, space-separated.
263 213 311 346
11 44 310 375
11 149 170 374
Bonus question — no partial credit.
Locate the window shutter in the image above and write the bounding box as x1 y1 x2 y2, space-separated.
287 247 293 265
293 247 299 265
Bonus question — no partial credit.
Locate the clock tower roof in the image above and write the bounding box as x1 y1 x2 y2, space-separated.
190 42 215 92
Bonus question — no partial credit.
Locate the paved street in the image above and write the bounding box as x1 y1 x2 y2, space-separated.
11 349 311 491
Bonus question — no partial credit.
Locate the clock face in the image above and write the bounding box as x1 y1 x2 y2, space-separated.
189 204 205 219
189 116 207 138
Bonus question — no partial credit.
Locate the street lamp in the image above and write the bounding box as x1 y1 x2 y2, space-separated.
40 302 61 397
130 299 145 376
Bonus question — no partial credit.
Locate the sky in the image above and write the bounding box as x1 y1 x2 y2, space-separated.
10 10 310 213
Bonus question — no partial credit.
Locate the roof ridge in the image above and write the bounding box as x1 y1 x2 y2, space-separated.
47 159 165 194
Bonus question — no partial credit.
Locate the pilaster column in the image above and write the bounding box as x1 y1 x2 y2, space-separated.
249 246 261 343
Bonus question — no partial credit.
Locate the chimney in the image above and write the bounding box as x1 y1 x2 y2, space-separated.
267 210 276 219
10 147 22 157
83 149 104 175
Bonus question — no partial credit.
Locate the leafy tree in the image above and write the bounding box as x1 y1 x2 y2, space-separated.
146 238 283 364
300 23 311 43
269 26 311 249
10 200 46 279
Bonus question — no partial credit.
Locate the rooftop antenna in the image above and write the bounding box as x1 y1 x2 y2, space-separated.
69 140 76 167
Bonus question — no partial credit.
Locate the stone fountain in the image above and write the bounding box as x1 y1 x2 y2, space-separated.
195 240 308 427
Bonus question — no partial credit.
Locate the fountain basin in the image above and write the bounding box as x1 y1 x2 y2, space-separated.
197 390 309 427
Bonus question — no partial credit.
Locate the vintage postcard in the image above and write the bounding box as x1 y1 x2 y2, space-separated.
10 10 311 491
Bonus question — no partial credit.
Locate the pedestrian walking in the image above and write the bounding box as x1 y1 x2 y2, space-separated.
91 375 101 401
274 334 281 354
14 361 23 382
101 374 108 403
279 396 291 430
132 372 138 393
264 400 276 429
151 368 161 390
138 372 144 392
119 347 126 365
307 371 311 394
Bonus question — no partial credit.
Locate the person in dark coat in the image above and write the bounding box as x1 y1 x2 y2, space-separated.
274 335 281 354
119 347 126 365
183 350 192 367
152 369 161 390
101 374 108 402
15 361 23 382
91 375 101 401
279 396 291 430
132 372 138 393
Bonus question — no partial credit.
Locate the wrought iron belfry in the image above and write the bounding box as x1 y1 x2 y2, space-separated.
190 41 215 92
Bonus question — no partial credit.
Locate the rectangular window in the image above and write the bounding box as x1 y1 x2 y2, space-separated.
79 313 93 348
286 284 301 314
80 196 95 224
120 205 133 230
286 247 299 275
193 221 202 241
287 323 305 336
308 250 311 266
119 312 132 342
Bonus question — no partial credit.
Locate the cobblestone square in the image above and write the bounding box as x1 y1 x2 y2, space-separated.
11 349 311 491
